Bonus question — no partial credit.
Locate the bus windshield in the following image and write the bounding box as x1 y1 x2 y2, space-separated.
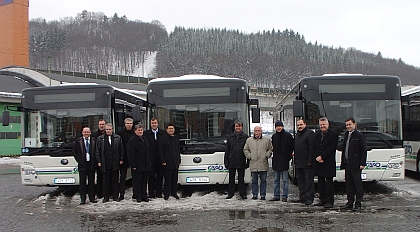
23 108 108 153
152 103 248 154
305 99 402 149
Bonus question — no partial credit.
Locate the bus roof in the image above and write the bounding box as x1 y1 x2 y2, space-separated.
301 74 400 81
148 75 246 85
401 85 420 96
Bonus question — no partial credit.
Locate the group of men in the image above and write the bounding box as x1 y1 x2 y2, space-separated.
72 118 181 204
225 117 367 211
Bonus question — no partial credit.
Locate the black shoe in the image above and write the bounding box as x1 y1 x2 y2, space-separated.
171 194 180 199
118 196 124 201
252 196 258 200
353 204 362 211
282 198 287 202
149 195 156 199
240 195 247 200
97 195 103 199
324 203 334 209
156 195 163 198
141 198 150 202
226 194 234 199
136 198 142 203
292 199 304 203
164 196 169 200
102 197 109 203
90 199 98 203
261 197 266 200
314 202 325 206
269 197 280 201
340 203 353 210
113 198 118 202
80 200 86 205
304 200 313 205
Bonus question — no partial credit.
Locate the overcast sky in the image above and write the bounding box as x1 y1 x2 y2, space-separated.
29 0 420 68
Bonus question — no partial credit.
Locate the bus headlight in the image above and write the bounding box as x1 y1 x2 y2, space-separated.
22 168 36 175
387 162 403 169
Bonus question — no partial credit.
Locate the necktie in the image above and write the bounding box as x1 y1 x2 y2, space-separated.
345 132 351 162
153 130 157 140
85 138 90 161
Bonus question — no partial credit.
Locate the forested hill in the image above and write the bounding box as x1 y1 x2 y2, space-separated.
29 11 167 76
29 11 420 87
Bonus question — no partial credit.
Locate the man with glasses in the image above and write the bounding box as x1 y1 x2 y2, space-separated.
244 126 273 200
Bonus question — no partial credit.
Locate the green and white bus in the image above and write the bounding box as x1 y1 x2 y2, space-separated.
276 74 404 182
146 75 259 185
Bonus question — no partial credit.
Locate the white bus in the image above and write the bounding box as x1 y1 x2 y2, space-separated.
4 84 146 186
146 75 260 185
276 74 404 182
401 86 420 175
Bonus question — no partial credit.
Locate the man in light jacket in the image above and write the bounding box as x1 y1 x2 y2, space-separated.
244 126 273 200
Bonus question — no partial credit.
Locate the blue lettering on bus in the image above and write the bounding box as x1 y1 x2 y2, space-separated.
366 162 381 168
207 165 226 171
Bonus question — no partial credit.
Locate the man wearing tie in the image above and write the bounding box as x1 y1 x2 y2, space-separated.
144 118 166 198
96 123 124 203
340 118 367 211
72 127 97 204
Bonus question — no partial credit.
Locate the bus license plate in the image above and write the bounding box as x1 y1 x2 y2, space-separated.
186 177 209 183
54 178 75 184
361 173 367 180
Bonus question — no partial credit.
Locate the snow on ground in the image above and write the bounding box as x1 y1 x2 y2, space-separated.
0 157 20 165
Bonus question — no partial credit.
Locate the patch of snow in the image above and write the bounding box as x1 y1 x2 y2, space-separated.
0 157 20 165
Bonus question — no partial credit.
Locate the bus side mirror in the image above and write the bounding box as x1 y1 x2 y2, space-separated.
132 106 141 123
252 108 260 123
293 101 303 117
403 105 409 120
2 111 10 126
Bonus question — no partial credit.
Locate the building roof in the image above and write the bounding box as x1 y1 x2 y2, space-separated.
0 67 147 101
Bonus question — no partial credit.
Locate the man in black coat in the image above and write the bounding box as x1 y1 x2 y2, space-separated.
292 119 316 205
340 117 367 211
313 117 339 209
144 118 166 198
159 123 181 200
127 124 152 202
96 123 124 203
91 119 106 199
269 121 294 202
72 127 98 204
224 120 249 200
116 118 134 201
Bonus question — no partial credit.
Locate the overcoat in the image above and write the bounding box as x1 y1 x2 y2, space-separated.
72 136 97 172
294 127 316 168
224 131 248 169
313 130 339 177
243 136 273 172
340 129 367 170
95 134 124 172
127 135 152 172
271 130 294 171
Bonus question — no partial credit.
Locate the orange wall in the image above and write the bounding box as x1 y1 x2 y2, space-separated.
0 0 29 68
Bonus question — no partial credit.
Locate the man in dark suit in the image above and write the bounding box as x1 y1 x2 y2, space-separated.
159 123 181 200
313 117 339 209
340 117 367 211
96 123 124 203
116 118 134 201
144 118 166 199
72 127 97 204
91 119 106 199
127 124 152 202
